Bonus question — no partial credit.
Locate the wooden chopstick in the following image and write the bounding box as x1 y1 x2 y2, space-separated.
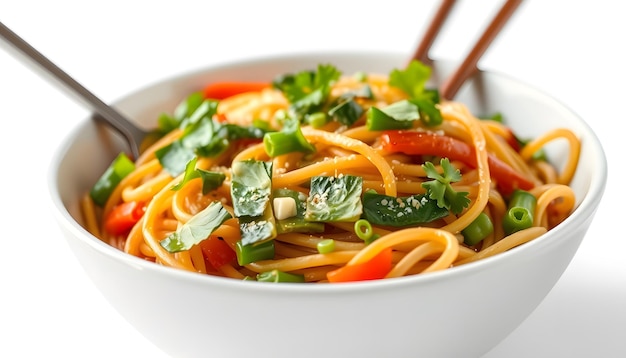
409 0 524 99
409 0 458 66
440 0 524 99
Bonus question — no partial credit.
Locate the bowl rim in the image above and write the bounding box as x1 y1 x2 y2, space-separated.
47 50 609 293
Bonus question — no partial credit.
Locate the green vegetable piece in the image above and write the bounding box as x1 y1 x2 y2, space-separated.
239 215 277 246
502 189 536 235
518 137 548 161
160 201 232 253
273 189 324 234
171 157 226 194
305 175 363 222
155 140 195 177
180 98 219 129
328 97 364 126
306 112 329 128
389 60 431 99
263 116 315 157
157 91 205 134
366 100 419 131
480 112 504 123
378 99 420 121
90 152 136 206
272 64 341 118
361 190 449 227
353 71 367 82
412 97 443 127
256 269 305 283
317 239 335 254
388 60 442 126
421 159 470 215
354 219 380 245
461 212 494 246
236 239 275 266
231 159 278 246
156 99 268 176
231 160 273 218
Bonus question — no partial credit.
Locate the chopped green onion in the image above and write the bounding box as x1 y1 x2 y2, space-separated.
256 269 305 283
263 117 315 157
307 112 328 128
236 240 275 266
317 239 335 254
353 71 367 82
461 212 494 246
90 152 136 206
354 219 379 245
502 190 537 235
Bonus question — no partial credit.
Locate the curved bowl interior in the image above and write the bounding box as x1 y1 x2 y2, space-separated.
48 52 607 358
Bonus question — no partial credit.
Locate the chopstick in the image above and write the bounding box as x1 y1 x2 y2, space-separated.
410 0 524 100
409 0 458 65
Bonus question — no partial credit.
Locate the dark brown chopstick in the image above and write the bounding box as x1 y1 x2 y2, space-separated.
409 0 524 99
440 0 524 99
409 0 458 66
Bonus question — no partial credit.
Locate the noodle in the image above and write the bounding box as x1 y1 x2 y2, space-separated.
81 62 581 283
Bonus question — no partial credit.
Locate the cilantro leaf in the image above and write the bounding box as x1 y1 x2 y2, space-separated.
421 158 470 215
389 60 431 99
389 60 443 126
157 91 205 134
263 116 315 157
272 64 341 119
155 99 267 176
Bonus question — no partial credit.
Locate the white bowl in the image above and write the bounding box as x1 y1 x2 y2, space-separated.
48 52 607 358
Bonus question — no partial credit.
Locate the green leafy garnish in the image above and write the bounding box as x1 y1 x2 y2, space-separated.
328 96 364 126
327 85 372 126
231 159 277 246
305 175 363 222
171 157 226 195
160 201 232 253
238 216 277 246
155 99 267 176
421 158 470 215
231 160 273 218
157 91 205 134
89 152 136 206
366 100 419 131
390 60 431 99
361 190 449 227
388 60 442 126
272 64 341 119
273 189 324 234
263 116 316 157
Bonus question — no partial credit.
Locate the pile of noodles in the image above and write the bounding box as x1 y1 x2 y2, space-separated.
81 71 580 283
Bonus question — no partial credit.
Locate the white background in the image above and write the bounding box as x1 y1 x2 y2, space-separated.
0 0 624 357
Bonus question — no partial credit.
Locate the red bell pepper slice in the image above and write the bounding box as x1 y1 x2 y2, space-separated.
200 235 237 269
104 201 146 236
203 82 270 100
327 248 393 283
380 130 534 194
